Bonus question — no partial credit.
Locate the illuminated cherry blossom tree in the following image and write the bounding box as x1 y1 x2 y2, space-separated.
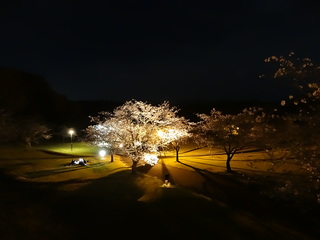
157 119 194 162
265 52 320 202
265 53 320 154
85 119 119 162
85 99 192 173
197 107 266 172
264 52 320 96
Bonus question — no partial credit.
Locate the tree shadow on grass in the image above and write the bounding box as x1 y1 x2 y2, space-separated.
40 149 92 158
175 160 320 240
0 168 148 239
2 165 319 240
25 165 88 178
51 170 163 239
23 161 120 179
51 169 248 239
177 160 282 207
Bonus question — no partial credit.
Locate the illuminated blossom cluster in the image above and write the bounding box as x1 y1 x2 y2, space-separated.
196 107 267 172
265 52 315 80
264 52 320 203
85 100 192 172
142 153 159 166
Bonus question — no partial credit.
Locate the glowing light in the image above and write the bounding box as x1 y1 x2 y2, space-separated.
143 153 158 166
99 149 107 157
68 129 75 151
119 143 123 148
68 129 74 135
232 130 239 135
157 128 189 144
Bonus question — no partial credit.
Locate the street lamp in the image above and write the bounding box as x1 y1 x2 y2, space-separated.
68 129 74 151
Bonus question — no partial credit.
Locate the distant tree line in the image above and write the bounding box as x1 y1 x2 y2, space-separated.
0 68 82 146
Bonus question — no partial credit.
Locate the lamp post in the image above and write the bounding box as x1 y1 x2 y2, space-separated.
68 129 74 151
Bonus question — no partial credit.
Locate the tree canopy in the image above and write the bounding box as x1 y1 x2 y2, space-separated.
197 107 267 172
85 99 192 173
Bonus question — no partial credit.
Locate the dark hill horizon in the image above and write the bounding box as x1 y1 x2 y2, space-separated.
0 67 280 128
0 67 81 125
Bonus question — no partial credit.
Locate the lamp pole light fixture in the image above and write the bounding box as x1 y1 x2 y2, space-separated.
68 129 74 151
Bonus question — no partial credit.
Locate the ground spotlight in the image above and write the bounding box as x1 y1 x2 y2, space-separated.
99 149 107 158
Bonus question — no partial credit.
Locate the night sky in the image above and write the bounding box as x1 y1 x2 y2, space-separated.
1 0 320 103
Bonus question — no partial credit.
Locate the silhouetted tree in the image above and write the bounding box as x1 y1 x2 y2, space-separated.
19 116 52 147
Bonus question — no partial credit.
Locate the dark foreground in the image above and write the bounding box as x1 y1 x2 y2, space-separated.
0 162 319 240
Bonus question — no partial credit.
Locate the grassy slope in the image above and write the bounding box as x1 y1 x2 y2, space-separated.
0 143 319 239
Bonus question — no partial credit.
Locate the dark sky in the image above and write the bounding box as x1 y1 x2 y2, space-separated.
1 0 320 103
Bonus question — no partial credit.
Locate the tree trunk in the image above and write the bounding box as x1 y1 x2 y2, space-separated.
131 160 138 173
110 154 114 162
175 146 180 162
226 155 232 172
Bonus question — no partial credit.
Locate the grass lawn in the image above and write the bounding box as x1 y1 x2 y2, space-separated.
34 142 102 156
0 142 319 240
160 142 304 174
0 143 125 188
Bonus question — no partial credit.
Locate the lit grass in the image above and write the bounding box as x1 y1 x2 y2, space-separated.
0 143 318 239
0 144 129 190
161 144 304 174
34 142 101 156
1 141 305 186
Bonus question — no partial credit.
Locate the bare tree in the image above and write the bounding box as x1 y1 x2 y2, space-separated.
85 99 191 173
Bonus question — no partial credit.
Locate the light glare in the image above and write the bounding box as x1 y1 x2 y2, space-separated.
69 129 74 135
99 149 107 157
